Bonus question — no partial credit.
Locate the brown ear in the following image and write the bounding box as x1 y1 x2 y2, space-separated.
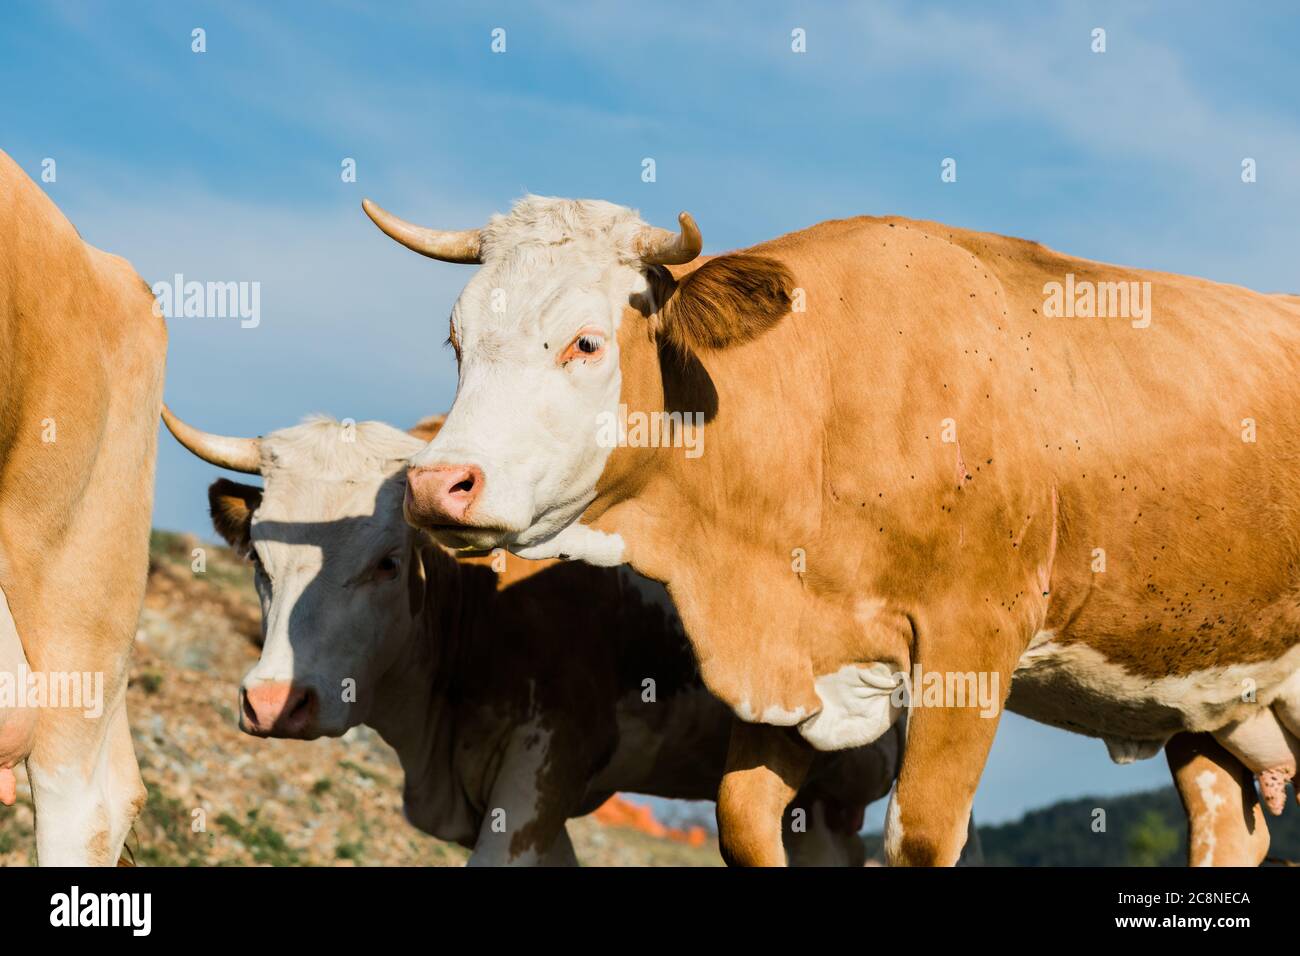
658 254 793 351
407 414 446 442
208 478 262 551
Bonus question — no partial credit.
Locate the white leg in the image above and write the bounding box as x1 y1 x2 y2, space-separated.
29 696 144 866
467 724 581 867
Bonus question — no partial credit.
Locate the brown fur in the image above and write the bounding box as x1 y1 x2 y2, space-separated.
407 414 446 443
208 478 262 552
571 213 1300 865
0 148 166 863
717 721 813 866
657 254 793 352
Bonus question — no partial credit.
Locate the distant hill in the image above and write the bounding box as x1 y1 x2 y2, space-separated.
865 787 1300 866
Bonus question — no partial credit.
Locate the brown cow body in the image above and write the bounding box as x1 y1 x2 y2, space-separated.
375 196 1300 865
596 218 1300 861
0 149 166 863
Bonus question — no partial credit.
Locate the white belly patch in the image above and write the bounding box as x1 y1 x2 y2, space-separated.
798 663 903 751
1010 631 1300 740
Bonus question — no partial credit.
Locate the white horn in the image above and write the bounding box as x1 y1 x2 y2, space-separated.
362 198 483 264
162 405 261 475
635 212 702 265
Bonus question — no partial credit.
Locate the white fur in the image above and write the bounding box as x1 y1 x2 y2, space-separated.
883 789 904 863
468 715 556 866
1193 768 1224 867
513 522 626 566
408 197 660 556
734 699 808 725
242 418 427 733
1010 629 1300 744
798 663 902 751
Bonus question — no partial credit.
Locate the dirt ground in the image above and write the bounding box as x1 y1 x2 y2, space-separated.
0 531 721 867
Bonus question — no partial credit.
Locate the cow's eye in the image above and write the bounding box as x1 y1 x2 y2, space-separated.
559 330 606 365
374 555 401 581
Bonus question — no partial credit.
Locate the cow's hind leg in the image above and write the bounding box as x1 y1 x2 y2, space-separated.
0 587 36 806
717 719 813 866
1167 732 1268 867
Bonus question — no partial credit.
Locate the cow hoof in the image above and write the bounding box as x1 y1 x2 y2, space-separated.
1257 766 1293 816
0 767 16 806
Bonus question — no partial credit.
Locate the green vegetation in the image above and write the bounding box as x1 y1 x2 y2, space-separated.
149 528 256 598
866 786 1300 865
134 785 209 867
216 809 302 866
335 841 364 861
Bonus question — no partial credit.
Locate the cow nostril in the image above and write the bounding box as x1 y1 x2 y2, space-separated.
240 688 258 726
291 687 318 721
450 475 475 495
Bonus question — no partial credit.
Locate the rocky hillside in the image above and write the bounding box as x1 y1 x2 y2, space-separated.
0 531 721 867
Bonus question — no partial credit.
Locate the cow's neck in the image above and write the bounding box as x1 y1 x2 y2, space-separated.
586 300 830 720
365 545 482 842
587 309 710 582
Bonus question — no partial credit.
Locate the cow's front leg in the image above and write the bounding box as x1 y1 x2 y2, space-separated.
885 614 1017 866
468 727 584 867
28 690 144 866
1167 732 1269 867
717 719 813 866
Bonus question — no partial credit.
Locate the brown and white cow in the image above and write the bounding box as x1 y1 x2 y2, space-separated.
163 408 909 865
365 195 1300 866
0 149 166 863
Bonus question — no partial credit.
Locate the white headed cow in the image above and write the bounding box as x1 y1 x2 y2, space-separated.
163 408 907 865
365 194 1299 865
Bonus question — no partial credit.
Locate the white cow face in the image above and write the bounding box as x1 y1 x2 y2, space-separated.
377 195 703 558
208 420 429 739
407 254 643 552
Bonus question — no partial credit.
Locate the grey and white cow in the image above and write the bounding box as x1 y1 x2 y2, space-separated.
164 409 917 865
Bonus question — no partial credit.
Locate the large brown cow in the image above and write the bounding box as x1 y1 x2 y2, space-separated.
0 149 166 863
365 194 1300 866
162 409 910 865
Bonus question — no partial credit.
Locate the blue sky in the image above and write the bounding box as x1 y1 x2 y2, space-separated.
3 0 1297 825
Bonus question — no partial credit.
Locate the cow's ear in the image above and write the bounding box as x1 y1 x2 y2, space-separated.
407 415 446 442
656 254 794 351
208 478 262 552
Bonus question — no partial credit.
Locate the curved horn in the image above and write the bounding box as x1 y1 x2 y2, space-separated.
361 199 482 264
161 405 262 475
635 212 702 265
